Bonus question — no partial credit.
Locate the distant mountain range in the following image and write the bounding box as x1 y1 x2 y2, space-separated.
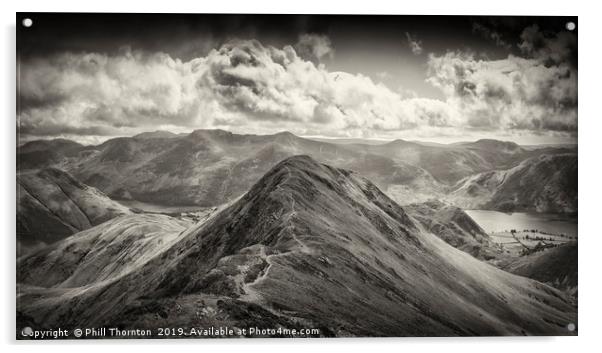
17 130 577 213
17 156 576 336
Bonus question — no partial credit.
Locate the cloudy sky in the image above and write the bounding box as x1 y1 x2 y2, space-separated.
17 14 577 145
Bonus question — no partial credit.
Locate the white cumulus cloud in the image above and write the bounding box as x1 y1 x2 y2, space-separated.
426 26 577 133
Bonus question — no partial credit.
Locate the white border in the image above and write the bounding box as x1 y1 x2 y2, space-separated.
2 1 600 352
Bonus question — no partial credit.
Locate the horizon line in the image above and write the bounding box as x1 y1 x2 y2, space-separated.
17 128 579 148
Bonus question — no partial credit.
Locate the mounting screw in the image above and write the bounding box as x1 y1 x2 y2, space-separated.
566 22 576 31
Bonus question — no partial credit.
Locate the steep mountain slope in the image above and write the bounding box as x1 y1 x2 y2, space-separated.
17 168 131 252
501 243 577 296
405 200 502 260
17 156 576 336
447 154 577 213
18 214 191 288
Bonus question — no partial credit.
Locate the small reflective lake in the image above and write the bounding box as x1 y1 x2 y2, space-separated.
465 210 577 237
117 200 205 213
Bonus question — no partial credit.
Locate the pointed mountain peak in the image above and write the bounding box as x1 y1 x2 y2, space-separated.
253 155 349 192
273 131 296 137
469 139 522 152
133 130 177 139
272 131 301 144
385 139 416 147
235 155 419 235
273 154 323 171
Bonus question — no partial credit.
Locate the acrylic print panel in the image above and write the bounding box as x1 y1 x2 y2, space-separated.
16 13 578 339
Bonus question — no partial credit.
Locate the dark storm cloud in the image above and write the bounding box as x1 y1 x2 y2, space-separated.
19 14 554 59
20 122 117 137
17 13 331 60
19 91 67 110
519 24 577 67
294 34 334 64
405 32 423 55
472 22 511 49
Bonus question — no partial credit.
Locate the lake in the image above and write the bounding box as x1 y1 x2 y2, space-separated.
465 210 577 237
117 200 205 213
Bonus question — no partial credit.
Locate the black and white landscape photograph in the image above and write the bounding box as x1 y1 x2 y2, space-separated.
16 13 578 338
